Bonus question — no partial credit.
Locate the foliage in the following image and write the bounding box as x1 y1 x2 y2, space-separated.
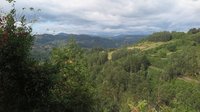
188 28 200 34
171 31 185 39
147 31 172 42
0 1 95 112
0 1 54 111
49 40 95 112
123 54 151 73
2 1 200 111
164 47 200 80
167 44 176 52
111 48 139 61
84 29 200 112
87 50 108 66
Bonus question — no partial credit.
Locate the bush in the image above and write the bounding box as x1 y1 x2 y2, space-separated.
159 50 167 58
167 44 176 52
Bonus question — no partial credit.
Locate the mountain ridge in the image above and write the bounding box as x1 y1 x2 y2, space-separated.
34 33 147 48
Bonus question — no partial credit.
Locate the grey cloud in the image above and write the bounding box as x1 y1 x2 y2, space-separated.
1 0 200 35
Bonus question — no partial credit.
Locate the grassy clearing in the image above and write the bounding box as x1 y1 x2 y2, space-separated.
108 40 176 60
127 41 175 51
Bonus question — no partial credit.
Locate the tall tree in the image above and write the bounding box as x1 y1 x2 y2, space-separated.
0 1 53 111
50 39 95 112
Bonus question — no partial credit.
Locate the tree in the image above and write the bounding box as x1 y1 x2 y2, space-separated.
0 1 53 111
50 39 95 112
123 54 150 73
188 28 200 34
148 31 172 42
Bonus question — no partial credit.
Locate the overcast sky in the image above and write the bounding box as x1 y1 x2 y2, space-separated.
1 0 200 35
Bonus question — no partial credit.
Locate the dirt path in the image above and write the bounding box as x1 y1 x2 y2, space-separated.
178 77 200 84
108 51 114 60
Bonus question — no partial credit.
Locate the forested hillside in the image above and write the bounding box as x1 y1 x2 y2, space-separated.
1 0 200 112
84 30 200 111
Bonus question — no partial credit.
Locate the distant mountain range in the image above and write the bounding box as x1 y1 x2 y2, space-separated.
34 33 147 49
31 33 147 60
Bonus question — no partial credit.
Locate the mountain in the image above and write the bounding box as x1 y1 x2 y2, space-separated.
34 33 146 49
110 34 147 45
32 33 146 60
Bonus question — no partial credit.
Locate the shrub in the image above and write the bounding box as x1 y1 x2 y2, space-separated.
167 44 176 52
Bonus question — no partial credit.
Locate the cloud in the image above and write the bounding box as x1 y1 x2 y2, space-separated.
1 0 200 35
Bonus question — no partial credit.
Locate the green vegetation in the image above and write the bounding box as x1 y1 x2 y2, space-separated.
0 1 53 111
84 30 200 111
1 0 200 112
0 1 94 112
147 31 172 42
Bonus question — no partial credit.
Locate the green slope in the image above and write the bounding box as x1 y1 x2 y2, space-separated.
85 30 200 112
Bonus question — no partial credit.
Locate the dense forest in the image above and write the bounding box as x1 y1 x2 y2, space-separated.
1 0 200 112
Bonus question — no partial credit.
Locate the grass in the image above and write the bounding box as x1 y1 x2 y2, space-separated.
127 40 175 51
107 40 176 60
177 76 200 84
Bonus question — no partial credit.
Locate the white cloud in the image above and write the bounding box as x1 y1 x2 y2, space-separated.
1 0 200 35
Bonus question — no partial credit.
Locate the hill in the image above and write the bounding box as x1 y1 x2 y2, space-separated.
30 29 200 111
85 29 200 111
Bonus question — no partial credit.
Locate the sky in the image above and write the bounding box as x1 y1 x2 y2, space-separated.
1 0 200 35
